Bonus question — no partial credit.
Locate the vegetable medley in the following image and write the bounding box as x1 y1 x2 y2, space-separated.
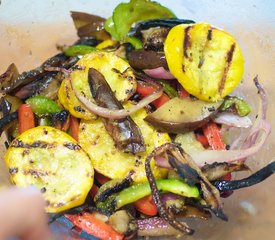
0 0 274 239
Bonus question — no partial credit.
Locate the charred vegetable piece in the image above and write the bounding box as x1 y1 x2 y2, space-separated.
141 27 170 51
0 63 19 93
64 45 97 57
145 97 223 133
4 126 94 213
164 23 244 102
105 0 175 40
220 96 251 116
213 161 275 192
144 144 195 235
0 111 18 136
88 68 145 154
25 95 62 116
59 52 136 120
129 18 195 36
201 162 249 181
96 179 199 212
127 49 168 70
7 54 74 96
94 171 133 203
70 11 110 40
79 103 170 182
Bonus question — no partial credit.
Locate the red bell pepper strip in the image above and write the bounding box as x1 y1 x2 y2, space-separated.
195 133 209 148
89 184 99 199
18 104 35 133
61 115 70 132
202 121 226 150
133 195 158 216
69 115 79 141
136 81 170 108
95 172 111 185
177 84 189 98
65 212 124 240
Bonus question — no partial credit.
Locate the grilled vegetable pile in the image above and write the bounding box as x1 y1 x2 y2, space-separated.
0 0 273 239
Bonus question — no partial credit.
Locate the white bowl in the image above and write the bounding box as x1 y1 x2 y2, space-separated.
0 1 274 239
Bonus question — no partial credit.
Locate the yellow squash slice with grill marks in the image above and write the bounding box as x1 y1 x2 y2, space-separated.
4 126 94 213
58 51 137 120
164 23 244 102
79 104 170 183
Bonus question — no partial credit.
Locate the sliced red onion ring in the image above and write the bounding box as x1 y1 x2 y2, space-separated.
213 112 252 128
144 67 175 80
189 77 270 167
45 66 163 119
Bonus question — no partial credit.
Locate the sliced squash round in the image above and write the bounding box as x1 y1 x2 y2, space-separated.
4 126 94 213
164 23 244 102
59 51 137 120
79 104 170 183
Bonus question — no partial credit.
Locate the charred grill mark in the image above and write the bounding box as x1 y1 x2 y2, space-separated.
11 139 55 149
219 43 236 94
74 105 85 113
182 64 186 72
71 65 85 71
23 169 55 178
207 29 212 40
64 142 81 150
183 26 192 59
9 167 18 175
22 149 30 156
198 58 204 68
65 83 70 99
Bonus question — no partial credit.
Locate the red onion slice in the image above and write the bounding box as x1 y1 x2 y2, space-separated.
190 77 270 167
69 73 163 120
144 67 175 80
213 112 252 128
45 66 163 119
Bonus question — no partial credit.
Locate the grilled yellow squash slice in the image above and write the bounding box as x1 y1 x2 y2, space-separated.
165 23 244 102
79 104 170 183
4 126 94 213
59 51 137 119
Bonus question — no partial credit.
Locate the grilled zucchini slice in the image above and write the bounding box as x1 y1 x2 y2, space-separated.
4 126 94 213
165 23 244 102
59 51 137 119
79 104 170 183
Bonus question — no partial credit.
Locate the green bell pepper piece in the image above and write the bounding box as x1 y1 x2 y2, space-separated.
64 45 97 57
158 79 179 98
26 95 62 116
106 0 176 40
220 96 251 117
96 178 200 211
124 36 143 49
